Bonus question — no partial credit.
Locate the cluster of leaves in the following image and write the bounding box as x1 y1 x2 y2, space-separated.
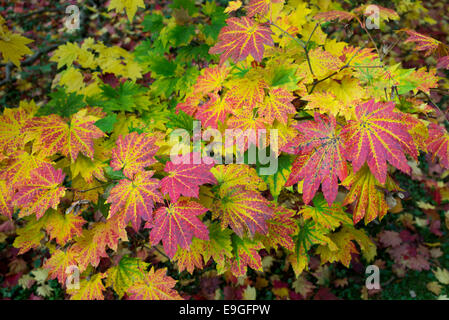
0 0 449 300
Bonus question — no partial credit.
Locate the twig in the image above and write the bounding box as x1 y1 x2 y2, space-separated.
269 20 316 78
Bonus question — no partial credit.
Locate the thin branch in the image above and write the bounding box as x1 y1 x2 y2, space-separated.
269 20 316 78
307 46 381 94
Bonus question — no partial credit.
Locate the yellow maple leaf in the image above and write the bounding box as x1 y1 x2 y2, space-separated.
433 267 449 285
0 24 33 67
108 0 145 22
224 1 242 14
68 273 107 300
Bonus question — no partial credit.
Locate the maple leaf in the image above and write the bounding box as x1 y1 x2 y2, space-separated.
226 109 267 152
226 77 267 113
437 56 449 70
199 222 233 274
148 200 209 259
342 164 399 224
160 157 216 202
211 164 266 192
107 171 162 230
292 275 315 298
209 17 274 65
300 194 353 230
12 216 46 254
316 229 358 267
308 47 344 79
341 99 415 184
0 25 33 67
176 95 200 117
106 256 149 298
127 267 182 300
230 235 264 277
108 0 145 22
44 210 86 246
71 215 128 271
433 267 449 285
14 163 66 219
402 29 442 57
246 0 282 18
258 88 295 125
27 109 105 162
0 151 49 187
0 180 13 219
426 123 449 169
379 230 402 248
355 5 399 21
285 113 348 206
110 132 158 179
224 0 242 14
259 205 298 251
173 238 204 274
43 248 79 284
314 10 356 23
68 273 107 300
193 65 229 96
212 185 272 238
195 93 234 129
409 67 439 94
0 106 35 155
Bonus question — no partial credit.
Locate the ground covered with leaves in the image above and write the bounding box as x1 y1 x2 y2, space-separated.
1 0 449 300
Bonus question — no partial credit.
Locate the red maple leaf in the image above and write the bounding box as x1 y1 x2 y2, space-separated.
14 163 66 219
246 0 282 18
426 123 449 169
147 200 209 259
341 100 414 184
209 17 274 65
402 29 442 57
285 114 347 206
160 157 216 202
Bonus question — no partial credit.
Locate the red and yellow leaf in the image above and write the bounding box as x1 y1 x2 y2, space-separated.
44 248 79 284
0 180 13 218
259 87 295 125
314 10 356 23
13 163 66 219
44 210 86 246
209 17 274 65
427 123 449 169
28 109 104 161
161 158 216 202
212 186 273 238
110 132 158 179
342 164 399 224
285 114 347 206
341 100 414 184
193 65 229 96
107 171 162 230
68 273 106 300
148 200 209 259
126 267 182 300
71 215 128 271
173 239 204 274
